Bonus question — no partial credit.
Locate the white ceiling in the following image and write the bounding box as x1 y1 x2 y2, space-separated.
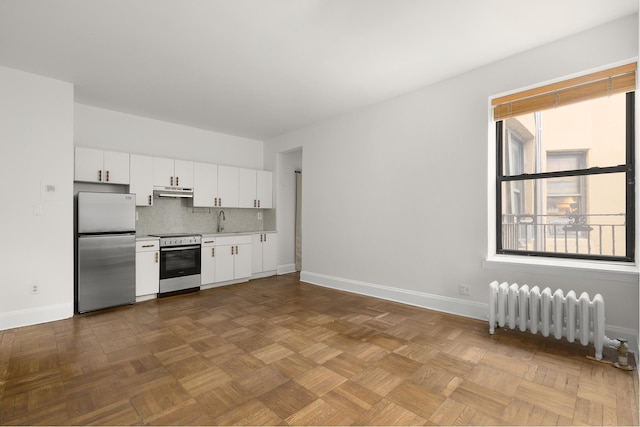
0 1 637 140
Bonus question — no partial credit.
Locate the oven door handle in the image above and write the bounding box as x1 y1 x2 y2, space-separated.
160 245 201 251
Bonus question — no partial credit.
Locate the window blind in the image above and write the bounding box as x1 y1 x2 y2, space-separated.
493 63 636 120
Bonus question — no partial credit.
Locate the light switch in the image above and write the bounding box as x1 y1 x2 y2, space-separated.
41 181 59 200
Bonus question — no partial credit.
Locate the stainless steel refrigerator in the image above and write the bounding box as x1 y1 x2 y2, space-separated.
76 192 136 313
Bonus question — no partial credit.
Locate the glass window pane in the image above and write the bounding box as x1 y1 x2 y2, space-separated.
502 92 626 175
501 173 626 257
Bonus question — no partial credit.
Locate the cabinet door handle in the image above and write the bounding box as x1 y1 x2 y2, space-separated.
148 195 152 205
235 245 239 254
231 246 234 255
219 198 222 206
142 244 154 248
258 200 261 208
170 176 174 186
98 170 102 182
260 234 263 242
155 252 159 263
264 234 267 241
176 176 179 186
212 247 215 257
106 170 110 182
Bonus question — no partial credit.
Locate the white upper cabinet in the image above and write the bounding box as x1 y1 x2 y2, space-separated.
153 157 174 187
153 157 175 187
153 157 194 188
238 168 257 208
193 162 218 207
75 146 129 184
174 160 194 188
130 154 154 206
239 168 272 208
217 165 239 208
256 170 273 209
75 147 103 182
76 147 272 210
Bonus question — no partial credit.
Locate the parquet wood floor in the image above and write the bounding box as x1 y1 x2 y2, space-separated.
0 273 637 425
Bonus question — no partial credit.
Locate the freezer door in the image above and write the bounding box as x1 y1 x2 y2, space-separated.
77 234 136 313
78 192 136 233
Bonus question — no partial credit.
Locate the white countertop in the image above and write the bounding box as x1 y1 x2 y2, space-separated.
200 230 276 237
137 230 276 240
135 236 159 241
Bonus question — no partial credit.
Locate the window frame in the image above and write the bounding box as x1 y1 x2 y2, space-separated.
495 91 635 262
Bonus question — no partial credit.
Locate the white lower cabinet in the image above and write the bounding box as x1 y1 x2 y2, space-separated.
135 239 159 297
252 232 277 275
215 235 252 282
201 237 216 285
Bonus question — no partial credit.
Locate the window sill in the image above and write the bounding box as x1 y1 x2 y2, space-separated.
482 255 638 283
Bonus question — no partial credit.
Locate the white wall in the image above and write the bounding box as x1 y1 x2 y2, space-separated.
75 104 264 169
0 66 74 329
266 15 639 341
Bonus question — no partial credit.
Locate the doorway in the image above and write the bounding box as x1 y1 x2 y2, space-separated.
295 170 302 271
278 148 302 274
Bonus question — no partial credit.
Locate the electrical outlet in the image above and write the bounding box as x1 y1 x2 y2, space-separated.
257 212 263 221
459 284 470 296
30 283 40 295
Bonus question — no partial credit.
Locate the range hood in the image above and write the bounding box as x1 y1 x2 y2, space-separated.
153 186 193 198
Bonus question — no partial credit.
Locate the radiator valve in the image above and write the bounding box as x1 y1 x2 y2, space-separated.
614 339 633 371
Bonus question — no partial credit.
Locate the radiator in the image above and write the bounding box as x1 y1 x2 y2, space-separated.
488 281 606 360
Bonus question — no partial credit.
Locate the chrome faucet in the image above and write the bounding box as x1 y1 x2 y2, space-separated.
217 210 226 233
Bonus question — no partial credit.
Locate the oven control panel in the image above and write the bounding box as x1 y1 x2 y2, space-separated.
157 235 202 247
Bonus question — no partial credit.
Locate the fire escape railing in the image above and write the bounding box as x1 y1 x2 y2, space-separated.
502 213 626 256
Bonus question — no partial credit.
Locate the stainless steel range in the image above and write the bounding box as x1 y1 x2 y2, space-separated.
151 233 202 295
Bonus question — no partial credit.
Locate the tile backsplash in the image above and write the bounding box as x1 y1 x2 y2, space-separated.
136 196 275 236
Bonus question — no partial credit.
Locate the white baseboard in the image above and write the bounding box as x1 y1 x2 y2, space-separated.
0 303 73 331
201 277 250 290
135 294 156 303
300 271 488 321
299 270 639 352
252 270 277 280
277 263 296 275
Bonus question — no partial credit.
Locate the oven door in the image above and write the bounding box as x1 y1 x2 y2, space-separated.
159 245 201 280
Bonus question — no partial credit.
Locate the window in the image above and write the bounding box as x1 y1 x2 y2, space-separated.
494 63 635 261
546 152 586 214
